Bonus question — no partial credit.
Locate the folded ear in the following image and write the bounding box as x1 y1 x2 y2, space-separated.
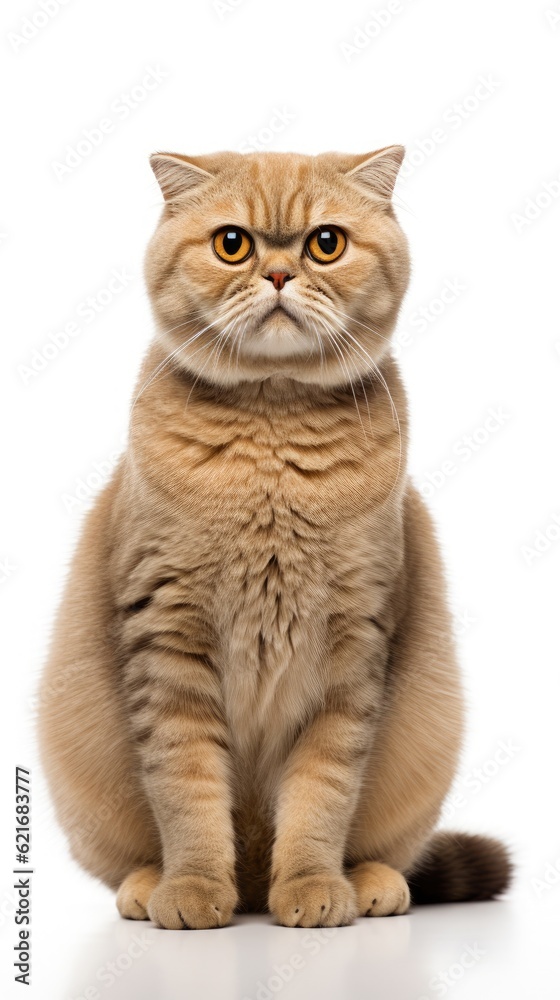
345 145 405 201
149 152 214 201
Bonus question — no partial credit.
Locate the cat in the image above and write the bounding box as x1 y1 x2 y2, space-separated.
38 146 511 929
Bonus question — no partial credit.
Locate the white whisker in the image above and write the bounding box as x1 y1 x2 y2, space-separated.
131 305 240 413
328 305 395 347
314 314 369 445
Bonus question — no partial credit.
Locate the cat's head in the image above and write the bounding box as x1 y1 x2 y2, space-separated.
145 148 409 388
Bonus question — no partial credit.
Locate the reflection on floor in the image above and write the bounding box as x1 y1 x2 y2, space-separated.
33 883 556 1000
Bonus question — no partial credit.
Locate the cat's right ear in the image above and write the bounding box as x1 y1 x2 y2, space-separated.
149 153 213 202
345 146 405 202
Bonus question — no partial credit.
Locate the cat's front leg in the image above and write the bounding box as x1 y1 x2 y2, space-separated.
269 670 380 928
125 647 237 929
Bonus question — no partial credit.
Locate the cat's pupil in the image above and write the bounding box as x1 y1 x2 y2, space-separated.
223 230 242 255
318 229 338 255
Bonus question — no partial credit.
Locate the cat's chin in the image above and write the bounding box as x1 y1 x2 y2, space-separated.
241 309 316 361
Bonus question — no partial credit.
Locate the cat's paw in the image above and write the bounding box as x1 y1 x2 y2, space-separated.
146 873 237 930
348 861 410 916
116 864 161 920
269 872 357 927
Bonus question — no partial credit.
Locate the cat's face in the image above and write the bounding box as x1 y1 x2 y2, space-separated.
145 149 410 387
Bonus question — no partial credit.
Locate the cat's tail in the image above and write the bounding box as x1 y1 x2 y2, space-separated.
407 832 513 904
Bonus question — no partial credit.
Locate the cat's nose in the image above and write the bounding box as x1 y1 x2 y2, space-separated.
264 271 293 291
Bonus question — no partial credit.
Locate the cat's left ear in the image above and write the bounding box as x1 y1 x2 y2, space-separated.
345 145 405 201
150 152 214 202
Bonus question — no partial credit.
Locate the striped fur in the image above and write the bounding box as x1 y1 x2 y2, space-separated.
38 149 511 929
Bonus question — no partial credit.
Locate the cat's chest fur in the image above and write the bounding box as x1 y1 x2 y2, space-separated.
121 381 404 756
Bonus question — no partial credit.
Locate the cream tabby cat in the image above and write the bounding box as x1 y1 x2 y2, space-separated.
38 147 511 929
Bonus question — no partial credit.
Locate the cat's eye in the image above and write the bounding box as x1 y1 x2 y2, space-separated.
212 227 254 264
305 226 347 264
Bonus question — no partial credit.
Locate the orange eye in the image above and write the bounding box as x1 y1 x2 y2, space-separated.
212 227 254 264
306 225 347 264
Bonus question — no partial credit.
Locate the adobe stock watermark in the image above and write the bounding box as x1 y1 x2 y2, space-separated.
510 169 560 234
61 437 125 515
7 0 73 54
242 928 337 1000
393 277 466 357
441 739 521 822
51 66 169 180
0 557 17 584
418 406 510 500
339 0 414 62
238 108 296 153
532 855 560 898
454 606 477 639
544 3 560 29
0 886 22 930
70 784 137 857
68 930 156 1000
30 658 89 715
521 511 560 566
17 268 134 385
213 0 249 17
398 75 502 183
417 943 486 998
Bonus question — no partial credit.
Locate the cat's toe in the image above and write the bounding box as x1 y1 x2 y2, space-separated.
348 861 410 917
147 874 237 930
269 872 357 928
116 864 161 920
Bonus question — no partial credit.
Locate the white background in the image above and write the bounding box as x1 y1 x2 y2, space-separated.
1 0 559 997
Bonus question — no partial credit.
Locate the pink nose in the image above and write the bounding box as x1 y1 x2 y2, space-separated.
267 271 291 291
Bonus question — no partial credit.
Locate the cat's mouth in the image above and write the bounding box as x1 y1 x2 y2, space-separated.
241 300 314 360
267 304 297 322
262 302 307 335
